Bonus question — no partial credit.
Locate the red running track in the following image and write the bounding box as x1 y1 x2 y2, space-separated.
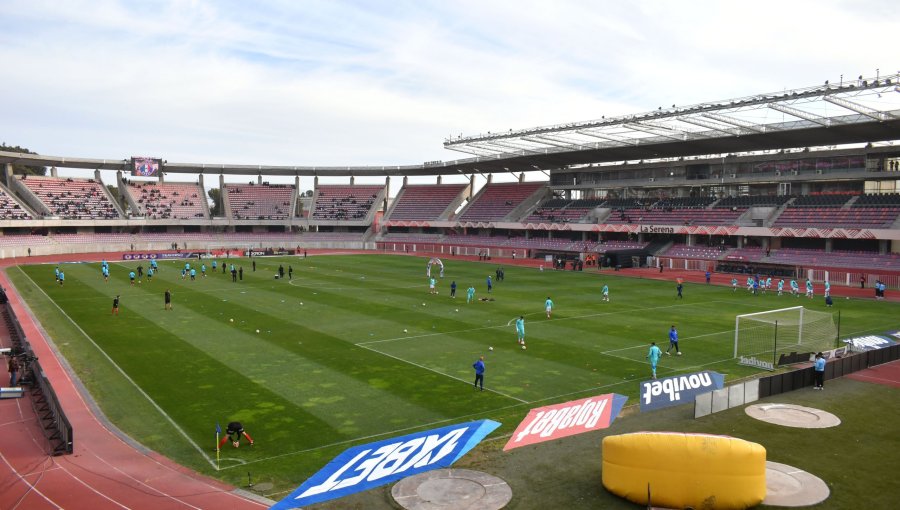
847 359 900 388
0 268 269 510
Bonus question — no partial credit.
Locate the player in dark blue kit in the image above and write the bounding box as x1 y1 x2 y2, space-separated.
665 325 681 355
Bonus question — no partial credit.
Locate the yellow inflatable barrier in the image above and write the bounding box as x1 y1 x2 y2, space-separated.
602 432 766 509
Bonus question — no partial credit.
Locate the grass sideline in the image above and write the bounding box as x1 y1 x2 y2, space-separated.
8 254 900 506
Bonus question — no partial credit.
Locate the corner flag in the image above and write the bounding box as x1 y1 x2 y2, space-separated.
215 422 222 470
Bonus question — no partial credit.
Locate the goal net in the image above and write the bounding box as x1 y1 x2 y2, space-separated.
734 306 837 369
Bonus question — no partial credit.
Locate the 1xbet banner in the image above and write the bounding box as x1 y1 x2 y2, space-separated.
270 419 500 509
503 394 627 451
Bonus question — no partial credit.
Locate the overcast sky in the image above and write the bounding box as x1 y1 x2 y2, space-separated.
1 0 896 189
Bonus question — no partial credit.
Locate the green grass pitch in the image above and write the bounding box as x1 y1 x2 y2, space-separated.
9 254 900 494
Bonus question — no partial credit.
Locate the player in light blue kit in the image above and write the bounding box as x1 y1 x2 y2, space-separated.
731 278 738 292
824 280 831 298
545 296 554 319
790 279 799 296
777 279 784 296
646 342 662 379
466 285 476 303
805 279 814 298
601 284 609 302
515 316 525 345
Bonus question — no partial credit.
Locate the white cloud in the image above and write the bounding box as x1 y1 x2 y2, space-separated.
0 0 895 189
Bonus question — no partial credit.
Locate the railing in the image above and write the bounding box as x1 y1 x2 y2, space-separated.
4 302 74 455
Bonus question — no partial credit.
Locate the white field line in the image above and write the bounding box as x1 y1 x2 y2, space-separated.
355 343 528 404
18 268 217 469
358 301 734 347
29 262 900 477
600 328 735 355
229 322 900 472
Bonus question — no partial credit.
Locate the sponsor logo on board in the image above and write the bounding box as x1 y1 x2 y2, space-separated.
739 356 775 370
640 371 725 411
503 394 627 451
270 420 500 509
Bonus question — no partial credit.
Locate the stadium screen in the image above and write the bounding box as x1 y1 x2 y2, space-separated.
131 157 162 177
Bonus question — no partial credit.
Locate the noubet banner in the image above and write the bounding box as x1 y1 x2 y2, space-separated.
270 419 500 509
503 393 628 451
640 371 725 412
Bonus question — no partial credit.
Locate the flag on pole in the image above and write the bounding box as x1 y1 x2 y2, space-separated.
215 422 221 470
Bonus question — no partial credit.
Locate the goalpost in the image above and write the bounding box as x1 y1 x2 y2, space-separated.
734 306 838 369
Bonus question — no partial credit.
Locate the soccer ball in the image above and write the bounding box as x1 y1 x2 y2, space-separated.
403 329 408 333
455 309 459 312
229 318 234 323
489 346 494 351
522 345 527 350
677 352 682 356
300 302 304 305
256 329 260 333
233 441 240 448
422 303 426 306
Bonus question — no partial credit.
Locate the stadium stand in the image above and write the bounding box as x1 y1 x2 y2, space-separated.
525 198 603 223
763 248 900 271
19 176 120 219
713 195 793 208
379 233 446 242
127 181 207 219
311 185 383 221
458 182 546 221
660 244 727 260
135 232 217 243
773 193 900 228
52 233 133 245
0 187 32 219
219 232 305 243
388 184 466 220
0 234 52 247
300 232 368 242
227 183 295 220
603 196 743 225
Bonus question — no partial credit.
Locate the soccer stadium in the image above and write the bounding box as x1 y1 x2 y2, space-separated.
2 71 899 509
3 3 900 508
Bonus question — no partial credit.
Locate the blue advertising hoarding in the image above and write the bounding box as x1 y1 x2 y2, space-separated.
640 371 725 412
270 419 500 509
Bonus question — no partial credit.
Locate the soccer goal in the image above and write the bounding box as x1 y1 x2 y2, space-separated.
734 306 838 369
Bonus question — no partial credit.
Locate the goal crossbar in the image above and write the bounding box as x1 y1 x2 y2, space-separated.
734 306 805 358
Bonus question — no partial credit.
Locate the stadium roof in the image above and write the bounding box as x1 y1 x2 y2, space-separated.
2 73 899 177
